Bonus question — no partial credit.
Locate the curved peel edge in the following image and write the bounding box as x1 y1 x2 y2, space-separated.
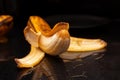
14 46 45 68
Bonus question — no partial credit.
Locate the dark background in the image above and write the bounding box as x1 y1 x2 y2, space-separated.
1 1 120 80
1 0 120 18
1 0 120 39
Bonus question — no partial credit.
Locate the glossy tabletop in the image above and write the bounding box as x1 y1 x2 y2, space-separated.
0 15 120 80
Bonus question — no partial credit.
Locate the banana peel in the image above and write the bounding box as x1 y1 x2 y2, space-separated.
15 46 45 68
15 16 107 68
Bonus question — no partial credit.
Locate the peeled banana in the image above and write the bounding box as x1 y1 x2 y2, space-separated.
14 16 107 68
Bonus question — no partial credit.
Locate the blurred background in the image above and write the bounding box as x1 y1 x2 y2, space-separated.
0 0 120 38
1 1 120 80
1 0 120 18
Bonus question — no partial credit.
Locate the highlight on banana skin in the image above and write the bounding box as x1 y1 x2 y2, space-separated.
14 16 107 68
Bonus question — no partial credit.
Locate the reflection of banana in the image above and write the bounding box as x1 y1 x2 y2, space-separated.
15 46 45 68
14 16 107 68
60 49 106 62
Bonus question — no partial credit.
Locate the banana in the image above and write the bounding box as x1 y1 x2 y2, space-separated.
0 15 13 43
15 46 45 68
0 15 13 36
0 15 13 23
28 16 107 52
14 16 107 68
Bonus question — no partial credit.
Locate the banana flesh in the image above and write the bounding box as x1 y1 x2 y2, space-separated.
0 15 13 43
68 37 107 51
14 16 107 68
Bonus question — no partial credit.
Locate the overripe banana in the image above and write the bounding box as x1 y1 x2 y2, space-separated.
14 16 107 68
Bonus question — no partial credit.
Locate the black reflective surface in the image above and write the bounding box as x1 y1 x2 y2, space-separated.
0 15 120 80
